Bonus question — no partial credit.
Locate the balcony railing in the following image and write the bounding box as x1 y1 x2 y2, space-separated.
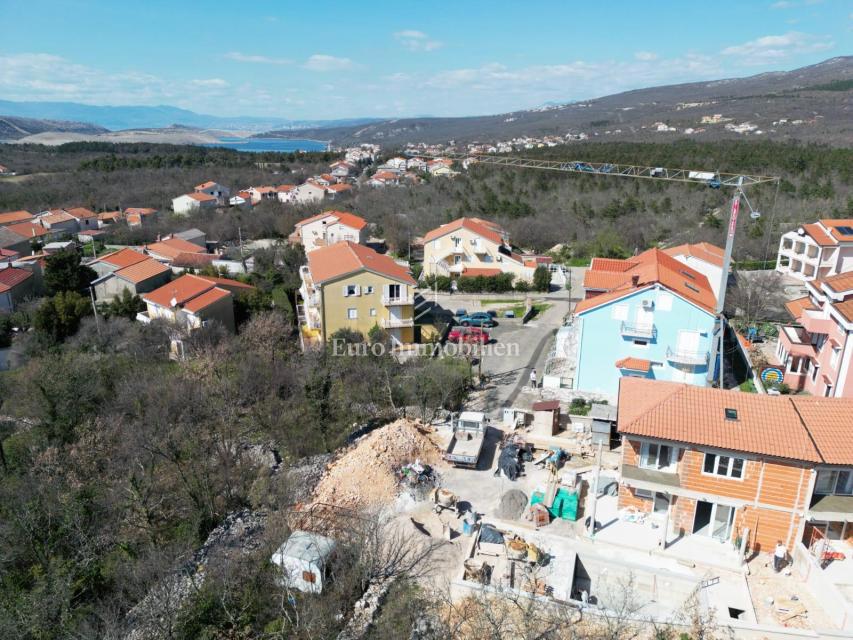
381 295 412 306
381 317 415 328
666 346 709 366
620 321 656 340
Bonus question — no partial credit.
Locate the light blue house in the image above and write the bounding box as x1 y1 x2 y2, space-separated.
572 249 717 398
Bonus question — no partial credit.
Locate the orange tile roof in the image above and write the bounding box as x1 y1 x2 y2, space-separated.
332 211 367 230
575 248 716 315
617 378 836 463
584 270 634 291
822 219 853 243
125 207 157 216
615 357 651 373
183 287 230 313
66 207 97 219
184 192 217 202
114 258 170 284
784 296 818 320
295 211 335 227
98 211 123 221
327 184 352 192
423 217 506 245
801 222 837 246
195 181 218 190
5 222 50 238
143 273 228 311
834 299 853 323
0 210 34 225
308 241 415 285
276 184 296 192
145 237 206 260
793 396 853 465
171 252 217 268
589 257 636 272
822 272 853 294
195 275 254 291
664 242 725 267
0 266 33 292
98 248 150 269
41 211 76 225
461 267 502 277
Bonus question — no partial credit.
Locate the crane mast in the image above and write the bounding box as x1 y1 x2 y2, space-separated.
408 150 779 388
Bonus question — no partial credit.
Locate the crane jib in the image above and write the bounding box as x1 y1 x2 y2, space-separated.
727 196 740 239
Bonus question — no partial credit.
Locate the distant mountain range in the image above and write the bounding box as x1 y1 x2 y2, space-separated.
0 99 383 134
259 56 853 147
0 57 851 146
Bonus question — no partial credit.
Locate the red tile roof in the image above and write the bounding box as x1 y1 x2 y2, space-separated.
195 181 218 190
0 210 34 226
5 222 50 238
822 272 853 294
423 217 507 246
195 275 254 291
0 266 33 292
461 267 502 277
834 299 853 323
784 296 818 320
183 192 217 202
616 378 853 464
171 252 217 268
801 222 837 247
41 211 75 225
98 248 150 269
125 207 158 216
575 248 716 315
822 219 853 243
145 237 206 261
615 357 651 373
143 273 230 311
308 241 415 285
327 184 352 192
114 258 170 284
295 210 367 231
98 211 123 221
66 207 97 219
663 242 725 268
183 287 230 313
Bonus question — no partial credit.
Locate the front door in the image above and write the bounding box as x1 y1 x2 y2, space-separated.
653 492 669 514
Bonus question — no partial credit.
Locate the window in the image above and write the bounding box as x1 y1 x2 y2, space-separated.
811 364 820 383
703 453 745 479
344 284 358 297
633 339 648 347
635 489 653 499
831 346 840 369
813 334 827 350
815 470 853 495
657 293 673 311
347 308 357 319
365 286 374 295
370 308 377 317
725 408 738 420
611 304 629 321
825 383 833 398
639 442 675 471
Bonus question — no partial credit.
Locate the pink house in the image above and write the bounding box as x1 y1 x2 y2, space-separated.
775 272 853 397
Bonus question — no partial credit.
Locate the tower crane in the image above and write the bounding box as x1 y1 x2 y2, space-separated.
407 151 779 388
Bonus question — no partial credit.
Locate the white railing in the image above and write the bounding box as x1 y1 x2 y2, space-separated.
620 321 656 340
666 346 709 366
381 295 412 306
381 317 415 328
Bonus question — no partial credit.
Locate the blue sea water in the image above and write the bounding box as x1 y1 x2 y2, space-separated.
204 137 328 153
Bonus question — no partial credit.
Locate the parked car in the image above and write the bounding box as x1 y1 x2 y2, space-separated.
457 312 495 327
448 326 490 344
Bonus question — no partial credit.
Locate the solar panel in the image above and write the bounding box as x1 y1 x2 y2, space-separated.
836 226 853 236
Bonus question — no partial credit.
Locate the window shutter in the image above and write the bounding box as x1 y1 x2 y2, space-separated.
342 285 349 297
354 285 361 296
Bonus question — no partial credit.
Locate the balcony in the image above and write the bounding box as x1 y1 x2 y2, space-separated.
472 242 488 254
381 317 415 329
779 325 818 358
800 310 836 335
382 295 412 306
666 346 709 366
620 321 656 340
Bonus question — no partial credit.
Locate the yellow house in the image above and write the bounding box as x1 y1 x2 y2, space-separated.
422 216 538 282
299 241 416 347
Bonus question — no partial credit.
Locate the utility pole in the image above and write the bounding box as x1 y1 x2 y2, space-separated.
587 441 603 538
89 286 101 336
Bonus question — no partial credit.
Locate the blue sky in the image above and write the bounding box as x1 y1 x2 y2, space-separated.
0 0 849 120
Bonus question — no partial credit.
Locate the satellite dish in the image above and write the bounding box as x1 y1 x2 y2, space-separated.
750 211 761 220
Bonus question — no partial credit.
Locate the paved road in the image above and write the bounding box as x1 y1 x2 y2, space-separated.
463 289 575 414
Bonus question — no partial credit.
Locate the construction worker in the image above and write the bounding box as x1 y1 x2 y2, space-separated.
529 368 537 389
774 540 787 572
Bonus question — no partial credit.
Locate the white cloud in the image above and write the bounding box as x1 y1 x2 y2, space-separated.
225 51 291 65
303 54 355 71
721 32 833 63
394 29 443 52
190 78 228 89
634 51 658 61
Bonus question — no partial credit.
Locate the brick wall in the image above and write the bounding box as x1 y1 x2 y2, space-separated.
670 495 696 537
617 484 653 513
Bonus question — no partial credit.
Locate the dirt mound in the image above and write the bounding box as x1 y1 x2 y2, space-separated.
497 489 528 520
310 418 444 510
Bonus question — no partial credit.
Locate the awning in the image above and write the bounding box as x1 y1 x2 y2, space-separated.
621 464 681 492
808 494 853 522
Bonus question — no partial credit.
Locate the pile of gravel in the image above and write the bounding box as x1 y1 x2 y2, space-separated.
496 489 528 520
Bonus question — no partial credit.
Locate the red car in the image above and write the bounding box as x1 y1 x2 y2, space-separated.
448 326 490 344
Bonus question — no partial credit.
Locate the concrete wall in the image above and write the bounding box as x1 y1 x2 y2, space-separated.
575 285 715 396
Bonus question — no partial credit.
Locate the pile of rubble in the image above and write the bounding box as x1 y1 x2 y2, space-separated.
311 419 444 510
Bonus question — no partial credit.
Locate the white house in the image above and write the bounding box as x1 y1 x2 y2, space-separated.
271 530 336 594
194 181 230 204
776 218 853 282
294 182 327 204
292 210 368 253
172 192 218 215
276 184 297 204
406 157 428 172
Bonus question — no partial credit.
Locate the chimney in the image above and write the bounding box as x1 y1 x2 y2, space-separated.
631 274 640 287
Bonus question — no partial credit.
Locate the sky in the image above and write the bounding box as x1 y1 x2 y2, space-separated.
0 0 849 120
